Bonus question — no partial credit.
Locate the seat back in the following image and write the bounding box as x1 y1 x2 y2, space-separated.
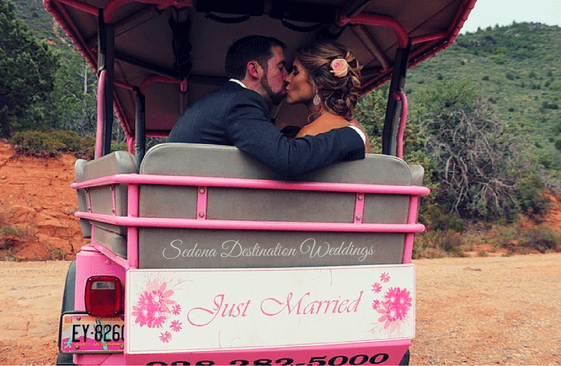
137 143 423 269
74 151 138 254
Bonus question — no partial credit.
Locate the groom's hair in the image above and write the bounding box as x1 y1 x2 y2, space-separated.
225 35 286 79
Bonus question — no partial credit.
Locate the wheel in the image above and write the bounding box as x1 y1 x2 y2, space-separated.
399 349 410 365
56 259 76 366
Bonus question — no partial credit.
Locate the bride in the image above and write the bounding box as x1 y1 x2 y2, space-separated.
284 40 372 152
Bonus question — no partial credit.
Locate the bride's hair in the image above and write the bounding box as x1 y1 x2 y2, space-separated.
295 40 362 121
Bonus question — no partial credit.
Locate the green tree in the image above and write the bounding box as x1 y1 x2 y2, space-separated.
0 0 59 137
43 52 97 135
415 78 534 221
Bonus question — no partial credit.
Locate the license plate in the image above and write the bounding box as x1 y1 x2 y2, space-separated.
59 313 125 353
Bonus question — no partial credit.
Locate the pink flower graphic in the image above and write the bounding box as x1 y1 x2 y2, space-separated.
371 282 382 293
159 331 172 343
148 282 176 313
372 299 381 310
132 305 150 327
151 310 167 328
384 287 412 321
374 287 412 332
170 320 183 332
172 304 182 316
380 272 391 283
133 280 177 329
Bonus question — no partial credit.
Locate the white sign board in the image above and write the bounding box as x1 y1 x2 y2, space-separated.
126 265 414 354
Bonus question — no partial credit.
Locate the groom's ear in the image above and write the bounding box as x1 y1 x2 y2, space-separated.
246 61 263 79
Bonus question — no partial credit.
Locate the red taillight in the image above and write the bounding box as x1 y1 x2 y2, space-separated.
85 276 123 317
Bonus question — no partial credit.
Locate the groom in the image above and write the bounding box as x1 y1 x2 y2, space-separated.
167 35 366 177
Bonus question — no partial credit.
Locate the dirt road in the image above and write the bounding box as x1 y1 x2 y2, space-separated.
1 254 560 365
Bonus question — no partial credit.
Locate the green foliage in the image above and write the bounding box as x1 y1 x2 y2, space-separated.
412 230 466 259
0 225 28 249
413 77 540 221
514 170 549 220
408 22 561 191
356 84 389 153
542 102 559 110
518 226 561 253
0 0 60 138
10 130 94 157
43 52 98 134
411 75 477 119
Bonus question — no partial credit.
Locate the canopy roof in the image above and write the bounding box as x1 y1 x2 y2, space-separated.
45 0 476 137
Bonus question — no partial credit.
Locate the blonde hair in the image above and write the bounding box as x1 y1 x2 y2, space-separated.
295 40 362 121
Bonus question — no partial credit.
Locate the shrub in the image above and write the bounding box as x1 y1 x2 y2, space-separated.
514 171 549 220
482 75 490 81
0 225 29 249
542 102 558 110
506 73 514 80
413 230 466 259
529 71 537 79
548 83 561 91
11 130 95 158
518 226 561 253
11 130 64 157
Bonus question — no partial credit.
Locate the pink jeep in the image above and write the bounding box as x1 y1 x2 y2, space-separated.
47 0 476 364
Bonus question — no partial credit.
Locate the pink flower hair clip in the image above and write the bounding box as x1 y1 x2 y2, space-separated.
330 58 349 77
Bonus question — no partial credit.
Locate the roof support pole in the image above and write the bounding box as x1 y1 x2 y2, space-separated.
134 87 146 166
98 9 115 156
382 39 411 156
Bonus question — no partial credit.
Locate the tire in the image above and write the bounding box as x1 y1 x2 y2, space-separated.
56 259 77 366
399 349 410 365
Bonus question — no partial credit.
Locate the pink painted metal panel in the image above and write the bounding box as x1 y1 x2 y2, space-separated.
71 174 431 196
111 185 117 215
75 243 126 311
91 240 130 270
126 135 134 155
353 192 365 224
394 90 408 159
104 0 193 23
338 12 408 48
76 212 425 233
56 0 98 15
139 75 185 94
73 340 409 365
197 186 208 220
402 196 421 263
122 340 410 365
127 184 139 268
411 31 447 44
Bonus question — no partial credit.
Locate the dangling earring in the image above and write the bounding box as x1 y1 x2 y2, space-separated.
313 91 321 106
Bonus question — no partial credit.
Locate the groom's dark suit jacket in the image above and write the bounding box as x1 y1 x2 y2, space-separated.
167 81 365 177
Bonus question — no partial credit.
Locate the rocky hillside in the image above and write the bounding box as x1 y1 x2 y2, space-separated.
0 141 86 261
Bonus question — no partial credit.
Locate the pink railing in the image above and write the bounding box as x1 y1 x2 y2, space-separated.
73 173 430 268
